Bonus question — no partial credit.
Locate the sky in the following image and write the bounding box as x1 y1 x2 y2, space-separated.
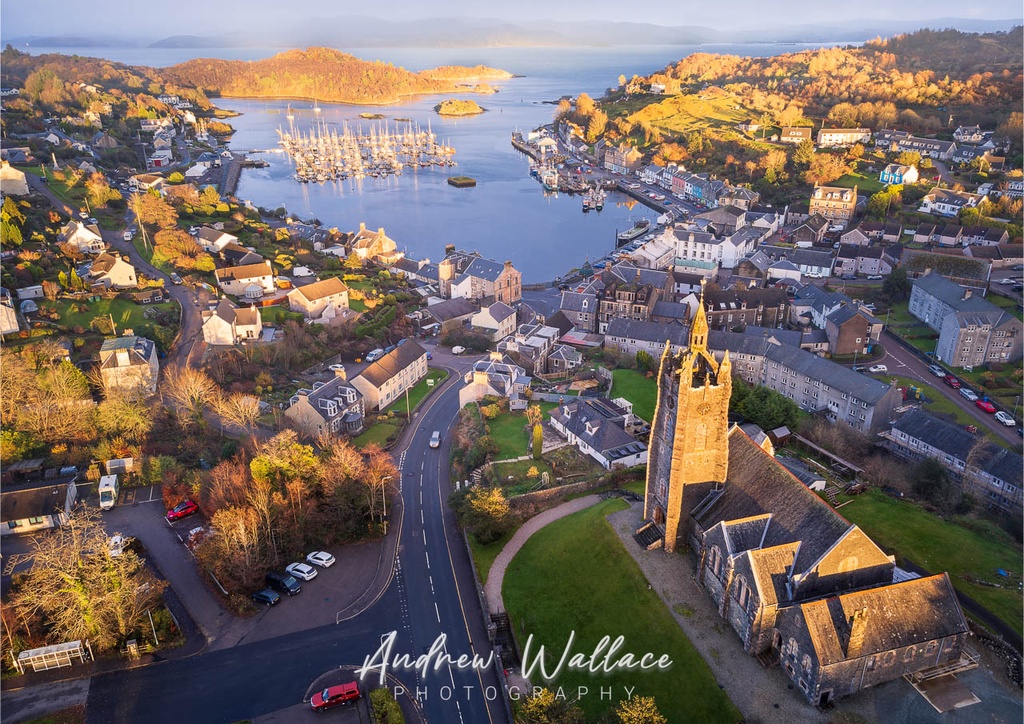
2 0 1021 40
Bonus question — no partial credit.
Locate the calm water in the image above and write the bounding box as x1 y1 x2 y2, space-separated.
33 43 835 281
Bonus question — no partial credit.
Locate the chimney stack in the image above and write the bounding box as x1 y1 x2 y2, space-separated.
845 607 869 659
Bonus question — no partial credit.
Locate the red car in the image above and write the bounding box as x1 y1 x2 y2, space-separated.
311 682 360 711
975 400 997 413
166 499 199 521
943 374 961 389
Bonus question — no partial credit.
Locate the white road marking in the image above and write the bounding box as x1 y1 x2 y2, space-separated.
422 529 427 545
420 510 424 524
425 552 430 569
435 602 441 622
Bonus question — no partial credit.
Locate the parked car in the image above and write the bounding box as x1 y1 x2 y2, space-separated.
928 364 945 377
365 348 385 362
943 375 961 389
429 431 441 448
426 352 433 360
976 400 997 413
306 550 336 568
451 345 466 355
310 682 361 711
265 571 302 596
167 500 199 521
868 364 888 373
959 388 979 402
251 588 281 607
286 562 318 581
866 274 883 280
995 411 1016 426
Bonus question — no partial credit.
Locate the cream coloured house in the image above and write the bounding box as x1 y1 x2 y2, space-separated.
99 335 159 395
351 341 428 411
202 300 263 345
286 277 349 319
88 252 137 289
59 220 106 254
214 261 274 299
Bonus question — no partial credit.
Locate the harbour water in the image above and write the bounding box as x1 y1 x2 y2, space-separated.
33 43 838 281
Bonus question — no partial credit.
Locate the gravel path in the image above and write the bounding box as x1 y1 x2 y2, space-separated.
485 494 602 613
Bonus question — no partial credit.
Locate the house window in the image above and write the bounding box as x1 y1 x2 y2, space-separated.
28 516 44 525
7 521 20 530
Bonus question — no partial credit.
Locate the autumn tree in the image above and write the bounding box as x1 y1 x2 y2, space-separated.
161 364 220 426
514 688 584 724
129 190 178 230
803 153 850 185
97 388 155 443
532 423 544 461
451 485 512 545
213 392 263 434
791 139 816 167
614 696 667 724
85 172 122 209
12 509 165 652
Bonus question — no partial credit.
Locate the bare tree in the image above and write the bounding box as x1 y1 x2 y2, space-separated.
212 392 262 434
11 509 165 652
162 365 220 426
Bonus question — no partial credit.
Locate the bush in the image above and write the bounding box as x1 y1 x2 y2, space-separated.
369 688 405 723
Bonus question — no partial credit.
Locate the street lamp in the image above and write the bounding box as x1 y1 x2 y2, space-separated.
380 475 392 534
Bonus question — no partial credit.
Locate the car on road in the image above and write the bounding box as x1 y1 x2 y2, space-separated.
995 411 1016 426
426 352 432 360
311 682 361 711
79 211 89 219
429 431 441 448
88 217 98 225
306 550 336 568
959 388 979 402
868 364 888 373
252 589 281 607
123 231 133 241
866 275 883 280
943 374 961 389
265 571 302 596
997 278 1014 285
975 400 997 413
451 345 466 355
627 183 641 190
169 272 182 285
166 499 199 521
928 364 945 377
285 562 318 581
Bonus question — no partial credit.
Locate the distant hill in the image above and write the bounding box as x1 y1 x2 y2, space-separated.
162 47 512 105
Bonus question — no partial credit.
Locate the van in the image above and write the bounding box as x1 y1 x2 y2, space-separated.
98 474 119 510
266 571 302 596
365 348 385 362
451 345 466 355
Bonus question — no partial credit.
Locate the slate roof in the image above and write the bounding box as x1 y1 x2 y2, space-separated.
605 317 690 347
355 341 427 389
787 248 835 269
294 375 361 422
89 252 130 276
912 271 997 314
890 409 1022 483
99 335 155 367
1 481 72 521
550 398 646 462
425 297 476 323
560 291 597 313
694 429 855 575
740 325 803 348
748 542 800 607
458 256 506 283
708 331 893 404
604 262 670 289
706 287 789 310
486 301 516 323
651 300 691 321
799 574 967 666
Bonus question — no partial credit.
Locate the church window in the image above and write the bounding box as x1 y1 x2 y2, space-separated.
694 424 707 451
924 641 937 656
735 575 751 609
903 646 917 662
709 546 722 577
802 654 812 675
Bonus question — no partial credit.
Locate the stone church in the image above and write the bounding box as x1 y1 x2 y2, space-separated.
636 299 975 706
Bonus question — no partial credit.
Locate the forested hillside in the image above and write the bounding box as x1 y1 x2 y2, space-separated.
163 47 511 105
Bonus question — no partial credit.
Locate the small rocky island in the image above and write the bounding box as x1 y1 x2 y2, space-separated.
435 99 485 116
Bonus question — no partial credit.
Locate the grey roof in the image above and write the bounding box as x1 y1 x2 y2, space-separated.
295 376 361 421
486 301 516 323
560 291 597 313
787 248 835 268
651 301 690 321
708 330 894 404
604 262 670 289
460 256 506 283
99 335 155 366
912 272 998 314
391 258 421 274
1 481 72 521
550 398 646 461
741 325 803 348
605 317 690 347
891 410 1023 483
425 297 476 323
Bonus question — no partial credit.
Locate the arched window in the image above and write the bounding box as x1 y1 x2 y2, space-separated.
709 545 722 577
802 654 813 675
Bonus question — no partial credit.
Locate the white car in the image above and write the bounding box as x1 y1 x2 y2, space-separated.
429 431 441 448
995 411 1016 427
868 364 888 373
286 562 318 581
306 550 336 568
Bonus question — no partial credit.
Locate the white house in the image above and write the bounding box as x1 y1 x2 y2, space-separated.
548 397 648 470
215 261 275 299
202 300 263 345
471 302 517 341
58 220 106 254
919 188 981 217
99 335 159 395
286 277 350 320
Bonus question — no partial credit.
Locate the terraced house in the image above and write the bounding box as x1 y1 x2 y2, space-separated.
350 342 428 411
808 184 857 228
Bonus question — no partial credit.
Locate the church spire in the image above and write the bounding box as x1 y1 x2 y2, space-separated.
684 281 719 381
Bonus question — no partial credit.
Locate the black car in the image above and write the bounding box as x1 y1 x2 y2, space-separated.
265 571 302 596
252 588 281 606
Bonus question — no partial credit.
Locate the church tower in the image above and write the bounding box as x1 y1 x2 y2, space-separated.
642 294 732 552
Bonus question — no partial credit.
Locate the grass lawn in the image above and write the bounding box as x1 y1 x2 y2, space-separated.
467 529 516 587
382 368 448 415
47 297 178 332
352 419 400 449
835 489 1023 636
259 306 305 325
611 368 658 422
988 293 1023 321
503 499 741 722
833 171 884 195
886 375 975 427
487 402 558 461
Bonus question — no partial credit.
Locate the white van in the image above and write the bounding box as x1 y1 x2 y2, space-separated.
98 474 119 510
451 345 466 355
365 348 385 362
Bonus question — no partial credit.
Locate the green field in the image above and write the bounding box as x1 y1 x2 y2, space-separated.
836 489 1023 635
833 171 885 195
629 92 751 136
611 368 658 422
487 402 558 461
352 419 400 449
503 499 741 722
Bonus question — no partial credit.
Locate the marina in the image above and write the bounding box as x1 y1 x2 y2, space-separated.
277 118 457 183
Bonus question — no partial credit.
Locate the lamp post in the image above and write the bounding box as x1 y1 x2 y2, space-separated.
380 475 392 534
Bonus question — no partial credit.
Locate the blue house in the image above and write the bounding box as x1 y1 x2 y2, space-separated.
878 163 919 186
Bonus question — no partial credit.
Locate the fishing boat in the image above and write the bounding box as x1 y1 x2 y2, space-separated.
616 218 651 245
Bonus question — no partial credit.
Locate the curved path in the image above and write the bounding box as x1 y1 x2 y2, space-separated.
484 494 602 613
